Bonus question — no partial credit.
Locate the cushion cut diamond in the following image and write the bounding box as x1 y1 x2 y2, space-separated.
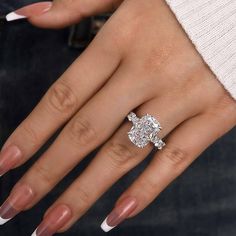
128 113 163 148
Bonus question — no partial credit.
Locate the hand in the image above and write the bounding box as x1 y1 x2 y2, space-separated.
1 0 236 235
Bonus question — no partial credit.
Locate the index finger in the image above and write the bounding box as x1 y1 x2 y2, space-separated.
0 27 121 176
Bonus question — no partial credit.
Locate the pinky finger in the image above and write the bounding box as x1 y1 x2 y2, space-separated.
100 107 236 232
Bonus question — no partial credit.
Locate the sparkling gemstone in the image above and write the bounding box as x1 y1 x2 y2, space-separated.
128 114 162 148
153 138 166 150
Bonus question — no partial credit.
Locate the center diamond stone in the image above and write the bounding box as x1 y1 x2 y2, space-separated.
128 113 161 148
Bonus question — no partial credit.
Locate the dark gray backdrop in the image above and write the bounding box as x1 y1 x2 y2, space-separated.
0 1 236 236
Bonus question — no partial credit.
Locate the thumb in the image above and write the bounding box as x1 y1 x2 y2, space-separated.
6 0 123 29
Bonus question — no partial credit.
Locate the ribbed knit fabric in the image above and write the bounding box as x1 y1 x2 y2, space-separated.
165 0 236 100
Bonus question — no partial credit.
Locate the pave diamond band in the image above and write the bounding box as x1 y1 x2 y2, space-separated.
127 112 165 149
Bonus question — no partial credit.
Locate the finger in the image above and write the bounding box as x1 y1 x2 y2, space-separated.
0 26 121 176
30 94 202 234
29 122 150 236
6 0 123 28
101 102 236 232
0 64 149 225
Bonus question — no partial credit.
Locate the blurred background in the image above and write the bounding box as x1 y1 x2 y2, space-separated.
0 1 236 236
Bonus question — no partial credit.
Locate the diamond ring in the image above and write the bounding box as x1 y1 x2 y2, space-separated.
127 112 165 149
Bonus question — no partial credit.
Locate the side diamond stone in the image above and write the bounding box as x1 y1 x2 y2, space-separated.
154 139 166 150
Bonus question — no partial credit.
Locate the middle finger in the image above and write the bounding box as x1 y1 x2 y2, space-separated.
0 63 150 224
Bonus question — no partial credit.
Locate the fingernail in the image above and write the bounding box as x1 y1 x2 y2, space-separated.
6 1 52 21
0 145 22 177
101 196 138 232
0 184 34 225
31 205 72 236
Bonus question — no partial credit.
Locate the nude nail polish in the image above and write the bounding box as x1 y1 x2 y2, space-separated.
0 145 22 177
0 184 34 225
101 197 138 232
6 2 52 22
31 205 72 236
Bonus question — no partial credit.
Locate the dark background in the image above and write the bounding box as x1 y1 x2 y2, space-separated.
0 1 236 236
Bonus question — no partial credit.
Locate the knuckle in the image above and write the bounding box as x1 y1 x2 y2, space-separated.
46 80 77 114
68 116 97 146
105 142 134 169
217 93 236 116
206 94 236 131
159 145 187 167
33 162 53 187
206 91 236 124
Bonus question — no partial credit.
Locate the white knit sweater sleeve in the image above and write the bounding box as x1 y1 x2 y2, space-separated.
165 0 236 100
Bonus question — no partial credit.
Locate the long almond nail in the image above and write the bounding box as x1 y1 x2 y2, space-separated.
101 196 138 232
6 2 52 21
0 184 34 225
0 145 22 177
31 205 72 236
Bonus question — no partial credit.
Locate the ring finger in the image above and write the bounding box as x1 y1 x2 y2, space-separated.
101 103 235 232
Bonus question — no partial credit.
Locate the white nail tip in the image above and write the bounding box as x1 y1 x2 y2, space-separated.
31 229 37 236
101 217 115 232
6 12 27 21
0 216 11 225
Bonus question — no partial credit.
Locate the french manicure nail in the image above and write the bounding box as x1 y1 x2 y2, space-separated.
6 2 52 22
101 196 138 232
0 184 34 225
0 145 22 177
31 205 72 236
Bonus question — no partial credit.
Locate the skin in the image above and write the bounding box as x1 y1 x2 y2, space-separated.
2 0 236 233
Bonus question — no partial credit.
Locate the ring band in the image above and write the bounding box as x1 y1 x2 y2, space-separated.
127 112 165 149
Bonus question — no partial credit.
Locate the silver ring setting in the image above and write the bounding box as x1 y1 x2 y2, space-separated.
127 112 165 149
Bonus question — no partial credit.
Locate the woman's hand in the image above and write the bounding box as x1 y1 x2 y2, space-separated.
1 0 236 235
